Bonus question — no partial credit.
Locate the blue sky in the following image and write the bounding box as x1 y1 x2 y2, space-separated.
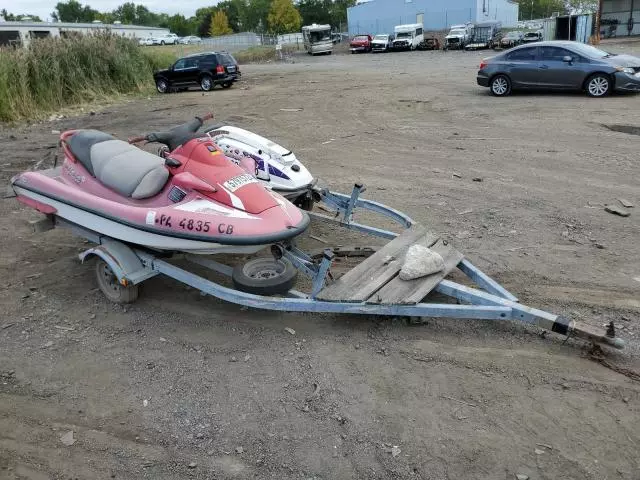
0 0 213 21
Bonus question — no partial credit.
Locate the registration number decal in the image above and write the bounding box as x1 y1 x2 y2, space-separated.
223 173 257 192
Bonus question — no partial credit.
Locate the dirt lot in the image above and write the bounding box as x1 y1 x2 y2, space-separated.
1 46 640 480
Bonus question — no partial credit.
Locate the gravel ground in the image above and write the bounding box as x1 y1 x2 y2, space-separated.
1 46 639 480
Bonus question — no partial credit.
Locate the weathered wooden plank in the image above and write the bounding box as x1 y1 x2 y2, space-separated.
368 239 463 305
316 225 438 302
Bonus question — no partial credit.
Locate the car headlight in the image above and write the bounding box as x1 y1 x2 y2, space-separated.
616 67 635 74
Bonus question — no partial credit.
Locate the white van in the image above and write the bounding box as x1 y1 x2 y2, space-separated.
392 23 424 50
302 24 333 55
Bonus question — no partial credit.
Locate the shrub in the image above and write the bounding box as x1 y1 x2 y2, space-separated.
0 33 174 122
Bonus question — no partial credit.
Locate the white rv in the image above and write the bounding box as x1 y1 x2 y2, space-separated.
392 23 424 50
302 24 333 55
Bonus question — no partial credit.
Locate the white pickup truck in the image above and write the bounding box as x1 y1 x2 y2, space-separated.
444 23 473 50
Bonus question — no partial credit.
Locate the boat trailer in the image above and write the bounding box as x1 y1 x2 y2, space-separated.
40 184 624 350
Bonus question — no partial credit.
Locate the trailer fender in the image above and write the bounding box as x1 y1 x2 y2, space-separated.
79 239 154 285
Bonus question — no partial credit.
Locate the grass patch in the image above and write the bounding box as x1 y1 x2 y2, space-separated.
0 33 173 123
145 43 299 64
0 37 299 122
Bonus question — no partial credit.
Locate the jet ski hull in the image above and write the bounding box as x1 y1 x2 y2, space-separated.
12 166 309 254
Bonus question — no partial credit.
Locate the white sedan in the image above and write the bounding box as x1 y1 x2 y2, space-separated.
179 36 202 45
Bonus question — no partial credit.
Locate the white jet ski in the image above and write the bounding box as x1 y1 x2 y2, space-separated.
205 125 317 210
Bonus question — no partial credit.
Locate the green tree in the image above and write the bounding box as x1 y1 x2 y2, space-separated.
516 0 566 20
112 2 137 23
167 14 193 36
1 10 43 21
565 0 597 13
297 0 332 26
216 0 247 32
209 10 234 36
245 0 271 32
195 7 216 37
329 0 355 27
267 0 302 34
51 0 99 22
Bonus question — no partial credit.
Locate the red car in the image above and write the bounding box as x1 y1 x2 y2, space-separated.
350 34 373 53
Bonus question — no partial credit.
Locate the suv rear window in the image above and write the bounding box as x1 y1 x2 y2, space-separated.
218 53 237 65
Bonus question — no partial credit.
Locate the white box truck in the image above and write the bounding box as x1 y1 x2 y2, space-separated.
392 23 424 51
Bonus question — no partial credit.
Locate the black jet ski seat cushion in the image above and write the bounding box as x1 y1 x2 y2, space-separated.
67 130 169 199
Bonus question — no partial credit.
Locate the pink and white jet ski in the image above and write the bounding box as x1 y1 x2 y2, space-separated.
10 113 309 255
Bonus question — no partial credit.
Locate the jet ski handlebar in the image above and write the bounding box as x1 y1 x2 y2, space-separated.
128 112 214 150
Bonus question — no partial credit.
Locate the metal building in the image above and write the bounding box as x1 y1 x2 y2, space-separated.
542 14 594 43
347 0 518 35
0 21 169 47
600 0 640 37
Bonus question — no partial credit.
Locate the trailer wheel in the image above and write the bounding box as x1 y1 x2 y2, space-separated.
232 258 297 295
95 259 139 304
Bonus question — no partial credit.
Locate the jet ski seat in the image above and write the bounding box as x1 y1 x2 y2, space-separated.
67 130 169 200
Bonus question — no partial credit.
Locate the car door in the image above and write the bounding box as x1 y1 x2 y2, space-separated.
537 46 586 89
503 46 540 87
171 59 194 85
182 57 200 85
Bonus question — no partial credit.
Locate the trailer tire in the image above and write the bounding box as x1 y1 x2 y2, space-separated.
232 258 297 295
95 259 139 304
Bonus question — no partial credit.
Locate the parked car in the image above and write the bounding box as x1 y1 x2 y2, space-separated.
138 37 154 46
350 34 373 53
419 37 441 50
499 31 524 49
371 34 394 52
153 33 180 45
154 51 240 93
477 41 640 97
522 30 542 43
180 35 202 45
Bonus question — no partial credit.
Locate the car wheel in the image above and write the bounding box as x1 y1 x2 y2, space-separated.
221 82 232 89
585 73 611 97
490 74 511 97
200 75 213 91
160 40 165 45
156 79 169 93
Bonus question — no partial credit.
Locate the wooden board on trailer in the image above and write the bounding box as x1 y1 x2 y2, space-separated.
367 239 463 305
316 225 439 302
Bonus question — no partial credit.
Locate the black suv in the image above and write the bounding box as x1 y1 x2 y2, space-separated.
153 52 240 93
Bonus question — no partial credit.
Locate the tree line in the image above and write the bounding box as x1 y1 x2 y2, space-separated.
1 0 354 37
513 0 598 21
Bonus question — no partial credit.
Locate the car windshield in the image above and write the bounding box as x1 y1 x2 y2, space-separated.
310 30 331 42
396 32 412 39
374 35 388 40
354 35 369 41
450 29 466 35
524 32 538 37
567 43 614 58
